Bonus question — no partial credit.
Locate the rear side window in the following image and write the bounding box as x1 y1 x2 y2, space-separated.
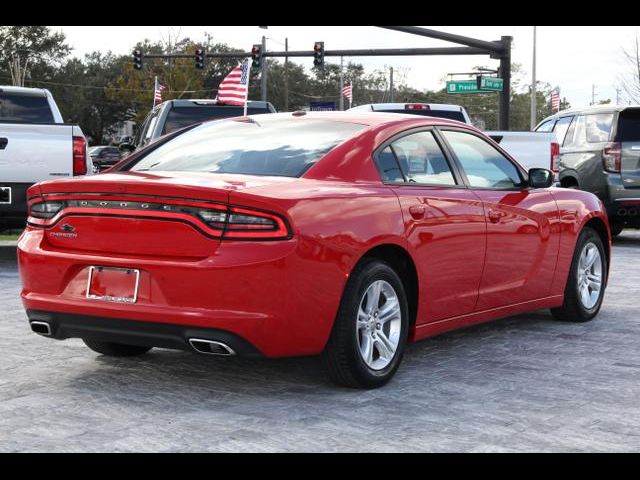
375 147 404 182
129 118 365 178
163 106 272 134
0 93 54 123
616 109 640 141
389 131 456 185
585 114 614 143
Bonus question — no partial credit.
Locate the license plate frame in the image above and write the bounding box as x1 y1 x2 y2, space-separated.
86 266 140 304
0 187 10 205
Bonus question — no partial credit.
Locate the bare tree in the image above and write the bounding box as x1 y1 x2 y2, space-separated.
620 33 640 104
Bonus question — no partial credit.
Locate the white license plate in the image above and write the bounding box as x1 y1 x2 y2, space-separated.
0 187 10 205
86 266 140 303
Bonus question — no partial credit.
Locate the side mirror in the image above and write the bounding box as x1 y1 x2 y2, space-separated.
528 168 554 189
119 142 136 154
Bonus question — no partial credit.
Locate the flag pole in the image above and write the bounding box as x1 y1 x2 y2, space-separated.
244 59 253 117
153 76 157 108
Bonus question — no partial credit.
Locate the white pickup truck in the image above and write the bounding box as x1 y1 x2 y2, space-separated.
349 103 559 173
0 86 90 229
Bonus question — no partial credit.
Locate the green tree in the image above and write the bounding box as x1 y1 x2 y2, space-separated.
0 26 70 86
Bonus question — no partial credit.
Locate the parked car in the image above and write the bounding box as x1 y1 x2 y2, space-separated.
19 112 610 389
535 105 640 236
350 103 559 174
0 86 90 230
125 99 277 152
89 146 122 172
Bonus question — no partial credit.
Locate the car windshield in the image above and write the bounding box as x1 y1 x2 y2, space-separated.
129 117 366 177
162 106 273 134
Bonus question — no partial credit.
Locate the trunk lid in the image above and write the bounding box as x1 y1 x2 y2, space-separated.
36 171 295 258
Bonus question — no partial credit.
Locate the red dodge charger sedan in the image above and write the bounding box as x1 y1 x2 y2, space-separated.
18 112 610 388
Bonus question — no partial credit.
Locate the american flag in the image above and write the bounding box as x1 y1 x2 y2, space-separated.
153 79 166 106
551 89 561 113
342 82 353 107
217 60 252 107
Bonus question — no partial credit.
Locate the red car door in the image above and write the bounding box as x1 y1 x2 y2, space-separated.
439 129 560 311
375 129 486 323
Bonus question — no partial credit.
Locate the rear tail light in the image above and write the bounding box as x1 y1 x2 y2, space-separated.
405 104 430 111
603 142 622 173
73 136 87 176
29 199 291 240
550 142 560 172
29 201 65 219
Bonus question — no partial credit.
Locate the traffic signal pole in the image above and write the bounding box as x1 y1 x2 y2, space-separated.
261 36 268 102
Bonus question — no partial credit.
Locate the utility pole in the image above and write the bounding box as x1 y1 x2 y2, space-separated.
284 38 289 112
339 56 344 111
261 35 268 102
616 87 621 105
530 26 537 130
390 67 395 103
591 84 597 105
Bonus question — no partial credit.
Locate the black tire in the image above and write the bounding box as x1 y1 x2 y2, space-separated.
83 339 152 357
551 227 607 322
610 222 623 237
322 259 409 389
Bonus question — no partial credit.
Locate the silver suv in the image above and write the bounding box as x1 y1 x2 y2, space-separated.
536 105 640 236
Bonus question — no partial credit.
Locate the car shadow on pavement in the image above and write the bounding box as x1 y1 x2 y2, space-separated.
612 231 640 247
64 310 559 405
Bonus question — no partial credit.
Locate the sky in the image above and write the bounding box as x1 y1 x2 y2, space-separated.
50 26 638 108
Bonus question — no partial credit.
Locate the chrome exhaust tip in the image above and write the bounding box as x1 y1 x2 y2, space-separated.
30 321 52 337
188 338 235 356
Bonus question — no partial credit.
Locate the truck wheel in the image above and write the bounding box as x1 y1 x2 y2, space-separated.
83 339 152 357
551 227 607 322
322 259 409 389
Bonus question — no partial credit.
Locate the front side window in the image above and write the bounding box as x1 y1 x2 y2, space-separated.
129 118 366 178
442 130 523 189
389 131 456 186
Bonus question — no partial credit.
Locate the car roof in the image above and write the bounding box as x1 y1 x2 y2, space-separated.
164 99 274 109
0 85 49 97
350 102 466 112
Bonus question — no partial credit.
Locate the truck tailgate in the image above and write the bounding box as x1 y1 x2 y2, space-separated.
0 123 74 183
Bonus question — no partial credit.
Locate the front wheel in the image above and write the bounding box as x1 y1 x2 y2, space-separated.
551 227 607 322
322 259 409 389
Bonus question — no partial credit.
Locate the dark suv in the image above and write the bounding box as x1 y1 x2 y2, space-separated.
536 105 640 235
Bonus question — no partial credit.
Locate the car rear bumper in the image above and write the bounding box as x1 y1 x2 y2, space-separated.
18 227 347 358
27 310 265 357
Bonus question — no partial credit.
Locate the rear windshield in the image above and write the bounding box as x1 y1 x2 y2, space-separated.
616 109 640 142
130 117 366 177
162 106 272 134
0 92 54 123
383 109 466 123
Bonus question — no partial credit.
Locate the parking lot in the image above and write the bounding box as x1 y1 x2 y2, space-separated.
0 232 638 452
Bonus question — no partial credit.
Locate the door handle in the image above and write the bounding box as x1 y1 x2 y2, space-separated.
409 205 426 219
0 138 7 150
488 210 503 223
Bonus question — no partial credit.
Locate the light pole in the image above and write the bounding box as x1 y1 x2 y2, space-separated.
530 26 537 130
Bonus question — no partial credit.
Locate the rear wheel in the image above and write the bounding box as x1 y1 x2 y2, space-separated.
322 259 409 389
83 339 152 357
551 227 607 322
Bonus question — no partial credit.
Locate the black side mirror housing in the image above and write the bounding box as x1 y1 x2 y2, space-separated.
528 168 554 189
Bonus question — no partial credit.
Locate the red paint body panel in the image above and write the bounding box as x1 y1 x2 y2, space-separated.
18 113 610 358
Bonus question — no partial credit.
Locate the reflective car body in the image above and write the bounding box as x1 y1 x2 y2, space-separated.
18 113 610 359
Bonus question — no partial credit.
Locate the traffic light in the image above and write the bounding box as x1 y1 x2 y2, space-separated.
313 42 325 68
195 48 205 70
132 49 143 70
252 44 263 69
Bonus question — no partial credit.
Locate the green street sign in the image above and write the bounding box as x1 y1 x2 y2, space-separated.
446 80 481 94
478 76 504 92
